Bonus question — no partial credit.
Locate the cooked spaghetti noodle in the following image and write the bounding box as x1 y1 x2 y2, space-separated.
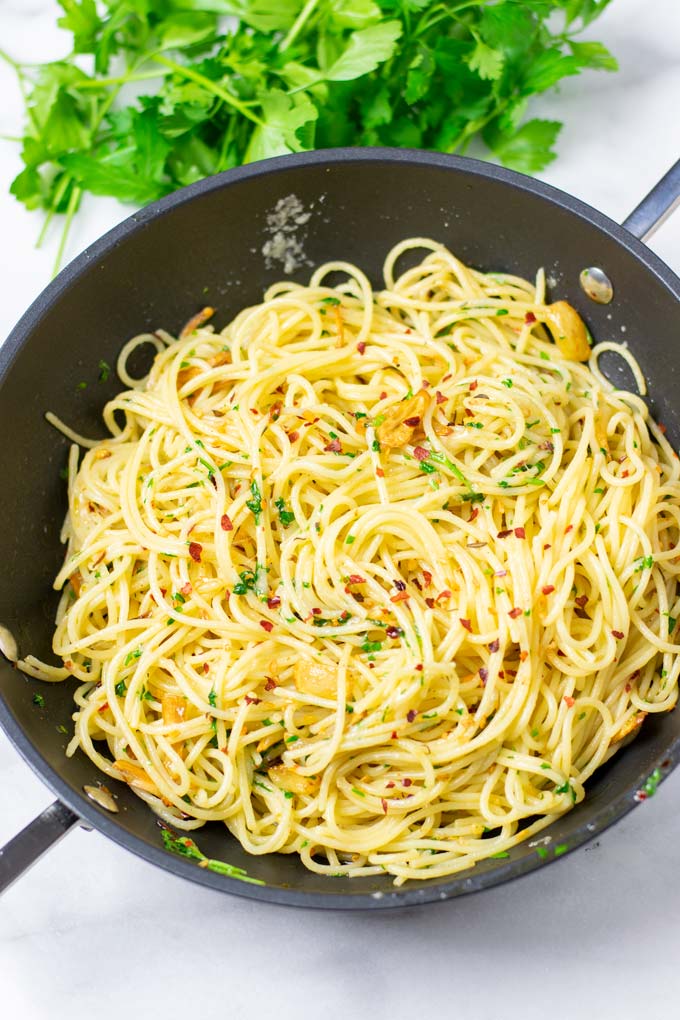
22 238 680 884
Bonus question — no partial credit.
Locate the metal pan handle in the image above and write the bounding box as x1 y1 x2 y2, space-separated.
0 800 80 895
622 158 680 241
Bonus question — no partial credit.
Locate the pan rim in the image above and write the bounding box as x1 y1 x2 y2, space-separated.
2 146 680 909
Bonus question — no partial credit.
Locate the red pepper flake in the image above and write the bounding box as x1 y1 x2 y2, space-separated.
565 525 573 533
264 677 277 691
612 630 625 640
469 380 478 391
463 407 474 418
203 663 210 674
460 617 472 632
423 570 433 588
621 470 629 478
625 683 631 693
557 650 566 657
324 438 342 453
244 695 261 705
260 620 274 633
634 790 648 802
425 597 435 609
442 374 452 383
564 696 575 708
415 663 423 671
469 507 479 522
250 407 259 415
407 710 417 723
413 446 430 461
348 575 366 585
543 543 552 551
380 391 387 400
542 585 555 595
376 466 386 478
489 638 500 653
98 702 109 713
391 591 409 604
498 670 505 678
525 311 536 324
659 423 667 434
357 341 366 355
220 514 233 532
479 667 488 684
381 798 388 814
520 651 529 663
386 626 401 639
311 607 322 616
387 778 395 784
436 390 446 405
508 607 522 619
288 430 300 443
514 527 526 539
180 581 192 597
189 542 202 562
403 777 413 787
437 589 452 602
390 736 397 744
575 594 588 608
404 416 421 427
267 595 281 610
497 529 512 539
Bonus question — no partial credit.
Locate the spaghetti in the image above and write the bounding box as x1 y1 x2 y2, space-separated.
21 238 680 884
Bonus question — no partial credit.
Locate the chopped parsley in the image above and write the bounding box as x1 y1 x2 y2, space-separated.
274 496 295 527
161 828 263 885
245 480 263 523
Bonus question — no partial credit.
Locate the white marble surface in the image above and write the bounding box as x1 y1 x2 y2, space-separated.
1 1 680 1016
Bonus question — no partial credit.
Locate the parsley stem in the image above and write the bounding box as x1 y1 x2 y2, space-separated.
37 172 72 249
280 0 322 52
52 184 81 278
0 47 20 70
71 70 167 90
152 55 264 126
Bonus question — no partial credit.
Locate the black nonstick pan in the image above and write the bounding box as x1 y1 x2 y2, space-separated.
1 148 680 909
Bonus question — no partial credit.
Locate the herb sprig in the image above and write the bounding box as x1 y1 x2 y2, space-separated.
3 1 616 270
160 826 264 884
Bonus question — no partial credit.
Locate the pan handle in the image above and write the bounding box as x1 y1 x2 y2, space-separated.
0 800 81 896
622 158 680 242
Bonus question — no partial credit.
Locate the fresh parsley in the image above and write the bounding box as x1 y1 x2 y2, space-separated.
3 1 617 271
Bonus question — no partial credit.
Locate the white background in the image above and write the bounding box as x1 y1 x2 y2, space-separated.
1 2 680 1017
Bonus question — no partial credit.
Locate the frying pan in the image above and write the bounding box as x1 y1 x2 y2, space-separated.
1 148 680 909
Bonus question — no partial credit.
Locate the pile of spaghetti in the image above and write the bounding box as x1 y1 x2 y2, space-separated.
21 239 680 884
